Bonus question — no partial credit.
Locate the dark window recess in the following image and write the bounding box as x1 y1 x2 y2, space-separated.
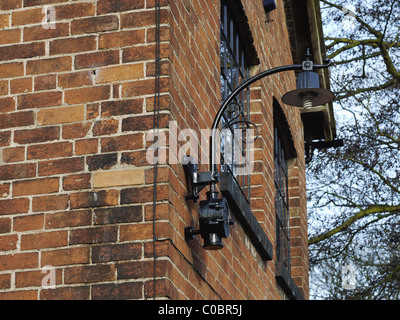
274 125 291 272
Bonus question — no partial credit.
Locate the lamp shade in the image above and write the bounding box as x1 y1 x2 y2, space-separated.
263 0 276 13
281 71 334 107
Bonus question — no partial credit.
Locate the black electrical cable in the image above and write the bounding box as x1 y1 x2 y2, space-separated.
153 0 161 300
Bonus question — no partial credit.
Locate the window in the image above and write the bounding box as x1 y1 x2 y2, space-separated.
220 0 251 201
273 101 304 299
274 125 291 274
218 0 273 262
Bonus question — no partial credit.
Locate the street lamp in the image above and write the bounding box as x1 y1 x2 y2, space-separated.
184 49 334 250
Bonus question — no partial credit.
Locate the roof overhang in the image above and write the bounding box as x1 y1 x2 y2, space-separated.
284 0 336 141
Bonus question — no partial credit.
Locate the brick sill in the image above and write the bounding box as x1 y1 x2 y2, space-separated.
275 261 305 300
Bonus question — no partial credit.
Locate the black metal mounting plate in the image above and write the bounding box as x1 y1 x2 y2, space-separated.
182 156 219 202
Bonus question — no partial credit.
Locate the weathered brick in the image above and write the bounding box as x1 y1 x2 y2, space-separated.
0 14 8 29
93 169 145 188
0 62 24 79
70 190 119 209
75 50 119 69
71 16 119 35
14 127 60 144
27 142 73 160
100 133 143 153
20 230 68 250
0 97 16 113
95 63 144 84
92 282 142 300
98 30 145 49
0 252 38 271
0 80 8 96
24 0 68 7
0 0 22 10
144 278 175 299
17 91 62 110
121 185 169 204
121 9 168 28
34 74 57 91
0 234 18 251
12 8 42 26
50 36 96 55
45 209 92 229
0 217 11 233
101 98 143 117
13 177 59 196
0 42 45 61
38 157 84 176
75 138 98 155
86 153 117 171
27 56 71 75
62 122 92 140
40 286 90 300
117 259 168 280
32 194 69 212
122 113 169 132
121 150 149 167
54 2 95 20
41 247 90 267
120 221 170 241
0 29 21 45
92 243 142 262
0 163 36 181
94 205 142 225
0 111 35 130
58 71 93 89
65 86 110 105
124 78 169 98
146 60 171 77
15 269 62 288
0 184 10 198
123 43 169 63
2 147 25 163
92 119 119 136
0 273 11 289
37 105 85 125
65 264 115 284
10 78 32 95
97 0 145 14
63 173 91 191
69 225 118 244
0 290 38 300
23 23 69 41
87 105 99 119
13 214 44 232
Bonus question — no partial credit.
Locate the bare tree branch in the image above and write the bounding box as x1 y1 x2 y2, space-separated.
309 205 400 245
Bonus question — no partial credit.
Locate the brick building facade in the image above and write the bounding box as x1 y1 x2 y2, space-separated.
0 0 335 300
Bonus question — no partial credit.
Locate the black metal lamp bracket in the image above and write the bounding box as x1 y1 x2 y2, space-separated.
181 49 334 250
182 155 219 203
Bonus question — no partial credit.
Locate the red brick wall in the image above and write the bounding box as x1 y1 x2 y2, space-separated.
0 0 308 300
